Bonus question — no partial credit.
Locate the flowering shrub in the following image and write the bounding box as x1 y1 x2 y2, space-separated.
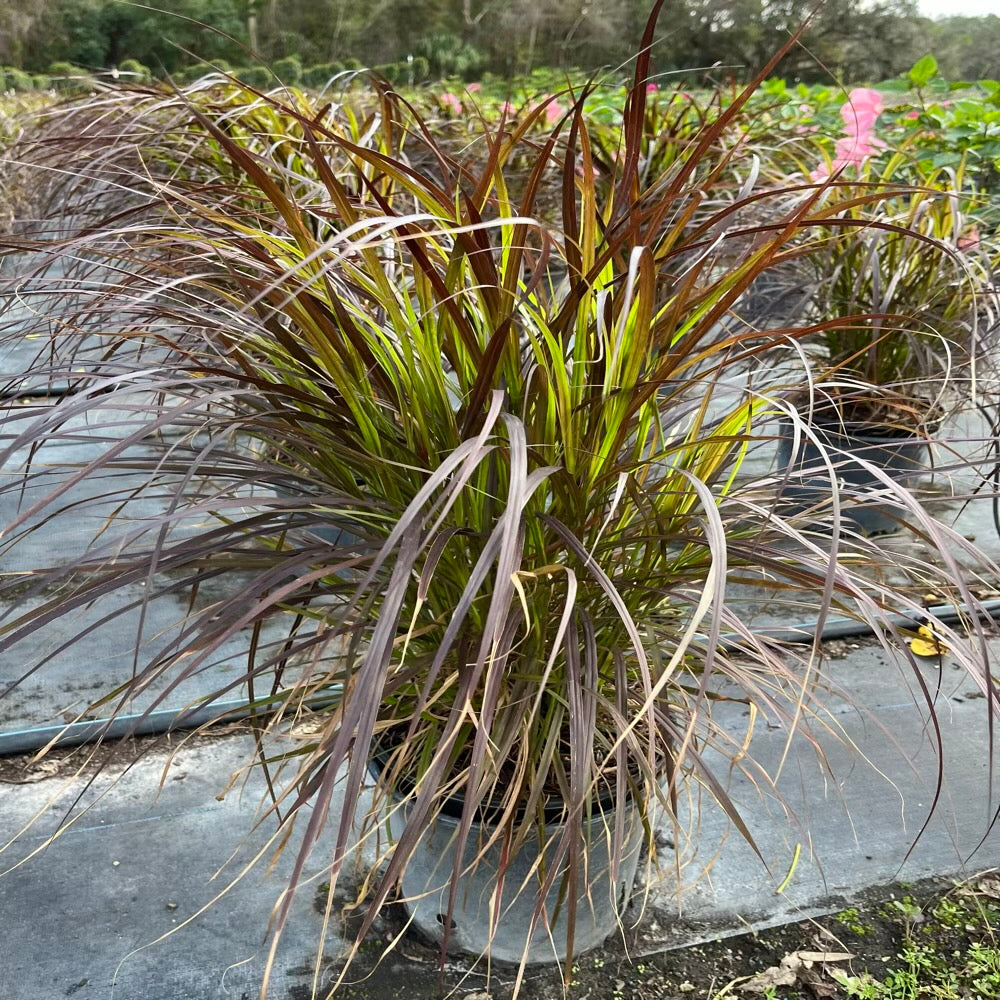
894 77 1000 191
534 95 562 125
811 87 886 180
751 66 998 195
438 91 463 115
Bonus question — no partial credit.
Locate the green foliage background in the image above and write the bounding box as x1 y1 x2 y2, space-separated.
0 0 997 85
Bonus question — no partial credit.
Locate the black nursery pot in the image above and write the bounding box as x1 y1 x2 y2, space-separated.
273 483 364 548
776 416 932 535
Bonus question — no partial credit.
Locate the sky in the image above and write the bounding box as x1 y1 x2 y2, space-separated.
917 0 998 16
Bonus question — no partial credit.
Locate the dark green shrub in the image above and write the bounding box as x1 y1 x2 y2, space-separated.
47 62 90 92
2 67 33 91
272 55 302 84
117 59 151 83
302 63 333 89
171 66 200 84
410 55 430 82
276 33 316 65
416 33 485 82
377 63 404 84
342 57 362 72
235 66 273 89
175 59 233 83
302 63 343 88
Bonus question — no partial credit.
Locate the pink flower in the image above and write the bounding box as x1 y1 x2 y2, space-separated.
813 88 885 181
836 133 886 158
646 82 659 94
439 92 463 115
499 100 515 117
530 96 561 125
466 82 481 93
839 88 883 137
844 87 884 118
905 110 920 119
958 226 981 251
845 108 880 135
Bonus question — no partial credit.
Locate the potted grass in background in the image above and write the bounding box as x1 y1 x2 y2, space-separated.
2 7 1000 995
773 92 1000 534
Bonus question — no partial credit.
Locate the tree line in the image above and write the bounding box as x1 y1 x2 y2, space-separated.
1 0 997 84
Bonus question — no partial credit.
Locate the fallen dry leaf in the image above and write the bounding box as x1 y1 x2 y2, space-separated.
909 625 949 658
805 979 839 999
288 718 326 738
971 875 1000 900
738 964 798 992
795 951 854 963
738 950 853 994
0 760 60 784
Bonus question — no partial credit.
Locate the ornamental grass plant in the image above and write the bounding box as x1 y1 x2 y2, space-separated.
804 161 999 427
0 91 58 233
2 5 1000 995
765 86 1000 429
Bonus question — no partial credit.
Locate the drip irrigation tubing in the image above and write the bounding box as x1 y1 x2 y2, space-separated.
3 600 1000 758
0 702 253 758
716 597 1000 649
0 386 74 400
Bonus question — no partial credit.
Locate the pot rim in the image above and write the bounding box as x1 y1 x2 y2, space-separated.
778 411 940 443
368 743 629 827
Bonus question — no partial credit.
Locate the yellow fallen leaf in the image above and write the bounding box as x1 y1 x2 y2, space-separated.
910 625 948 658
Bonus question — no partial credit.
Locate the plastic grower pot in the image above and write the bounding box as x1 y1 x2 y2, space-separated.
393 798 645 964
369 753 645 964
776 415 931 535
